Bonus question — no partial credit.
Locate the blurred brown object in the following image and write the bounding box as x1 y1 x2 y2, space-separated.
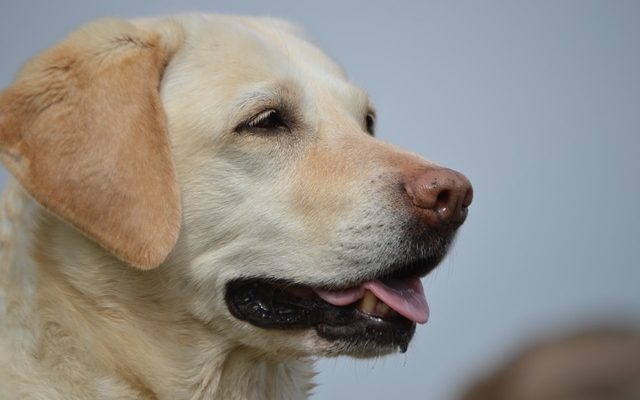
460 329 640 400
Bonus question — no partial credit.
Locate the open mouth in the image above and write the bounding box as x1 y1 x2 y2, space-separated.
225 259 438 353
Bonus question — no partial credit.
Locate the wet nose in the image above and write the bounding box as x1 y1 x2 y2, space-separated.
404 167 473 230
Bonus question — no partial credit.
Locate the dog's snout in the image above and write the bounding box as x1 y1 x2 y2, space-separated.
404 167 473 229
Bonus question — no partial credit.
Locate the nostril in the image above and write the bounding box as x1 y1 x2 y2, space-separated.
436 190 451 204
435 190 451 210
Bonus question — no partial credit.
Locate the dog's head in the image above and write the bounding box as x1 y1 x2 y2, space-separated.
0 15 472 358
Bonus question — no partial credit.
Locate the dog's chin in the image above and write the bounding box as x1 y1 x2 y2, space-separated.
315 314 416 357
225 256 442 356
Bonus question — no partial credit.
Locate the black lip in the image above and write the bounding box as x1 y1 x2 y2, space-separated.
225 278 417 352
224 257 439 353
226 279 331 330
316 313 416 353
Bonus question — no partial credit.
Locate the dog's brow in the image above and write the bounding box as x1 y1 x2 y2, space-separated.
234 84 300 113
235 89 278 111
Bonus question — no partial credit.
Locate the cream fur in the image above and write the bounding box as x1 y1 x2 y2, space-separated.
0 14 442 399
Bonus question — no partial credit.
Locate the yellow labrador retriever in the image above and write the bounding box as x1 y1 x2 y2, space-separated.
0 14 472 399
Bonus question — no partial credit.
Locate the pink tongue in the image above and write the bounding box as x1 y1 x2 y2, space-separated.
364 278 429 324
315 277 429 324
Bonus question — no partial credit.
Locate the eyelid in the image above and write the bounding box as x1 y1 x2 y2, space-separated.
232 82 306 134
234 100 280 132
233 94 281 129
247 109 277 128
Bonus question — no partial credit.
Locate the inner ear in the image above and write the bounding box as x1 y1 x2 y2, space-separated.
0 19 184 269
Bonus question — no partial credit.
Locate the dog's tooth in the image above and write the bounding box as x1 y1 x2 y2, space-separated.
375 301 391 317
359 290 378 314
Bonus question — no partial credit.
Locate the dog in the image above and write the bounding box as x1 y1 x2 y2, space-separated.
460 329 640 400
0 14 472 399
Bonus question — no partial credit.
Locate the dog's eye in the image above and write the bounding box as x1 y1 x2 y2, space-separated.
365 112 376 136
245 109 287 132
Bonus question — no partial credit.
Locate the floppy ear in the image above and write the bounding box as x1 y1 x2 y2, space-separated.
0 19 184 269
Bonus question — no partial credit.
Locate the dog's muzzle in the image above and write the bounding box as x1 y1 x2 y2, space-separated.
225 165 473 355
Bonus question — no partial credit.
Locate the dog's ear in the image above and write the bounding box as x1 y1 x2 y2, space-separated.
0 19 184 269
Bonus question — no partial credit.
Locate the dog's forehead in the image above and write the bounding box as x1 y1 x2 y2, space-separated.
191 15 345 76
170 14 370 112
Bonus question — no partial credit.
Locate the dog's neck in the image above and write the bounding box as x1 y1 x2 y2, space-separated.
0 180 315 399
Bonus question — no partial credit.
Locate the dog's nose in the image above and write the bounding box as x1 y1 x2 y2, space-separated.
404 167 473 230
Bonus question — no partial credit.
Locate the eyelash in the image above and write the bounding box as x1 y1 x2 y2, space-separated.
248 109 277 127
240 109 288 133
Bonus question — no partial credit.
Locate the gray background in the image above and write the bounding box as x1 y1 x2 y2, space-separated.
1 1 639 399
